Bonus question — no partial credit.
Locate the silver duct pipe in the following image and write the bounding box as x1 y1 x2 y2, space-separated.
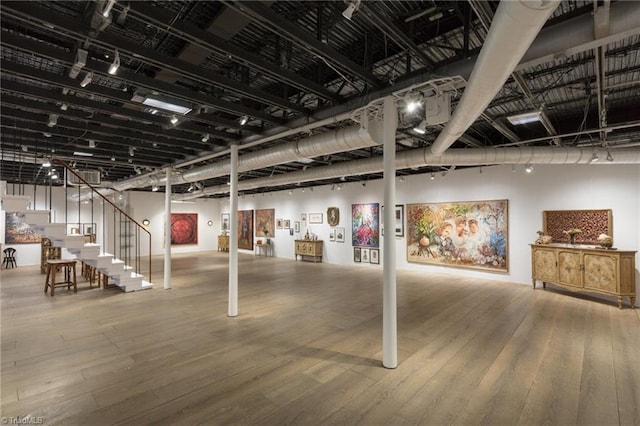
172 146 640 200
430 0 560 156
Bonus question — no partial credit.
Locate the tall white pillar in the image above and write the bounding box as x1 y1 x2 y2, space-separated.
382 96 398 368
228 143 239 317
163 167 171 290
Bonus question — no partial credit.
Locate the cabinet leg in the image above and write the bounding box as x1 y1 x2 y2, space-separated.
629 297 636 309
542 281 546 289
617 297 623 309
532 279 536 289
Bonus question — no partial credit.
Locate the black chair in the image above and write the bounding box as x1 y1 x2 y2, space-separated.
2 248 17 268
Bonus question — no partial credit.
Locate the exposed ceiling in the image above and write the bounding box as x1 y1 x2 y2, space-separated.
1 0 639 198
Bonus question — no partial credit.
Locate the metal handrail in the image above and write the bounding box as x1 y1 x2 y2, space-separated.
53 159 151 283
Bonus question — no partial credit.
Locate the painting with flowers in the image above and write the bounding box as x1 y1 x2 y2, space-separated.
352 203 379 248
406 200 508 272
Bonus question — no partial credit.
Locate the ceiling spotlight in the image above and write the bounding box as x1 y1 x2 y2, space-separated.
404 92 422 113
129 146 134 156
51 173 59 180
102 0 116 17
170 115 179 125
111 156 116 161
239 115 249 126
108 49 120 75
525 163 534 173
21 145 28 152
342 0 361 20
288 190 293 195
413 120 427 134
68 48 88 79
399 176 405 183
88 139 96 148
430 172 435 180
47 114 58 127
152 185 159 192
60 103 68 111
80 71 93 87
201 133 210 143
43 132 52 137
42 160 51 167
589 151 599 164
187 184 194 192
606 150 614 162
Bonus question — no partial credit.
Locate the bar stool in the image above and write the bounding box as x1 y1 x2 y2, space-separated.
2 248 17 268
44 259 77 296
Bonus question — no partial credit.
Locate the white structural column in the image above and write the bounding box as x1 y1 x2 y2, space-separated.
382 96 398 368
163 167 171 290
228 143 239 317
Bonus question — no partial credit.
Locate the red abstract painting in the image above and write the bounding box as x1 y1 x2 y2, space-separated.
171 213 198 245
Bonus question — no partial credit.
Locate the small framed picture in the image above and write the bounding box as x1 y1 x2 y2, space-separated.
361 248 370 263
336 227 345 243
370 249 380 264
276 218 283 229
329 229 336 242
354 247 361 263
309 213 323 224
284 219 291 229
294 221 301 233
301 213 307 222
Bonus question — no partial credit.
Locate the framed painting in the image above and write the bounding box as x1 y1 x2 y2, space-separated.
327 207 340 226
329 229 336 242
353 247 361 263
301 213 307 222
294 221 301 233
309 213 323 224
361 248 370 263
238 210 254 250
381 204 405 237
336 227 345 243
221 213 230 234
352 203 380 248
406 199 508 272
255 208 275 238
543 209 612 244
276 218 283 229
4 212 41 244
370 249 380 264
171 213 198 245
284 219 291 229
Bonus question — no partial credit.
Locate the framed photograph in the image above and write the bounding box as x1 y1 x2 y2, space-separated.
329 229 336 242
276 218 283 229
361 248 370 263
256 208 275 237
301 213 307 222
309 213 323 224
336 227 345 243
352 203 380 247
327 207 340 226
284 219 291 229
294 221 301 233
370 249 380 264
353 247 361 263
221 213 230 234
406 199 508 272
171 213 198 245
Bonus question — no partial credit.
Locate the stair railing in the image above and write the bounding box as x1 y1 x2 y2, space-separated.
54 159 151 283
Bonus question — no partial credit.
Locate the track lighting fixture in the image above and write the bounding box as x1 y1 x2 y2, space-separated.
68 48 88 79
80 71 93 87
342 0 361 20
288 190 293 195
129 146 134 156
413 120 427 134
152 185 159 192
606 150 614 162
88 139 96 148
399 176 405 183
47 114 58 127
589 151 599 163
170 115 179 125
21 145 28 152
42 160 51 167
108 49 120 75
43 132 52 137
430 172 435 180
525 163 534 173
60 103 68 111
187 184 194 192
102 0 116 17
239 115 249 126
111 156 116 161
201 133 210 143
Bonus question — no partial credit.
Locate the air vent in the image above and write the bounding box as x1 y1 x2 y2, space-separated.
68 170 101 186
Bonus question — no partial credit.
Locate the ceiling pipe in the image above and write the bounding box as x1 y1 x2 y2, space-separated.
430 0 561 157
172 146 640 200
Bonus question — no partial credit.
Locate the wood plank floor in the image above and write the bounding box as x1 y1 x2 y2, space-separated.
1 252 639 425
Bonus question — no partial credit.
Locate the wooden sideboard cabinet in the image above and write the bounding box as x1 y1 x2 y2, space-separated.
295 240 323 262
531 244 636 309
218 235 229 252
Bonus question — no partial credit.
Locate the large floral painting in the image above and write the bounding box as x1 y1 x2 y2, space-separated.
255 208 275 238
238 210 254 250
5 212 41 244
352 203 379 248
171 213 198 245
406 200 508 272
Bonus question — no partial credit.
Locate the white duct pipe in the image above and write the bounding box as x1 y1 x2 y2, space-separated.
172 147 640 199
430 0 561 157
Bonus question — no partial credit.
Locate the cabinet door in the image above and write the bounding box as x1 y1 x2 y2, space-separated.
532 248 557 282
583 253 618 293
557 250 582 288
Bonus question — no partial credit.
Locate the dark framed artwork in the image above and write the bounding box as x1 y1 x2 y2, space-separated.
327 207 340 226
171 213 198 245
370 249 380 264
336 227 345 243
381 204 405 237
4 212 41 244
255 208 275 238
238 210 254 250
406 199 508 272
543 209 612 244
329 229 336 242
276 218 283 229
352 203 380 248
221 213 230 233
353 247 361 263
284 219 291 229
361 248 370 263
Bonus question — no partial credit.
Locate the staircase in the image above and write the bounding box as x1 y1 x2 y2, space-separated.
1 176 153 293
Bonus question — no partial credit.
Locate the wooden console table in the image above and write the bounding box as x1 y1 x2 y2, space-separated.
531 243 636 309
295 240 323 263
218 235 229 252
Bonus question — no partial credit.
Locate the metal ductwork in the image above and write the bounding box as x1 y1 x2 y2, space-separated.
172 146 640 200
430 0 561 156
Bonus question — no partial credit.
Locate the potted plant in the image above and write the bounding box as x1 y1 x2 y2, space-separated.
563 228 581 244
263 227 271 245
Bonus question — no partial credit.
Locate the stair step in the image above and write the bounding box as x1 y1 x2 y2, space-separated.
23 210 51 226
94 253 114 268
68 243 101 259
43 224 67 238
52 235 86 249
1 194 30 211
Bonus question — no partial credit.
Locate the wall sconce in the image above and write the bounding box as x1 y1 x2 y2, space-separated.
207 220 213 226
142 219 150 226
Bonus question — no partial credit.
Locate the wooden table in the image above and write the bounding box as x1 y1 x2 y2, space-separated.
44 259 77 296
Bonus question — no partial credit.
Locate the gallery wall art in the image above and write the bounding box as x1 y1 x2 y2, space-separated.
352 203 379 248
4 212 41 244
406 199 508 272
238 210 254 250
543 209 612 244
255 208 275 237
171 213 198 245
